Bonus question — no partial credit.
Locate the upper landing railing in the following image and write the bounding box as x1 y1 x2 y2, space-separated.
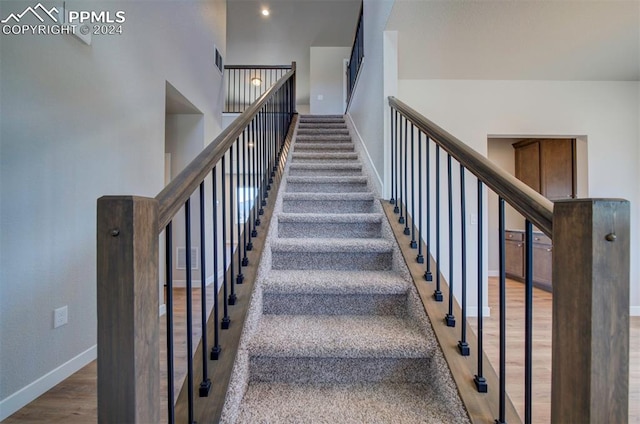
387 96 629 424
96 66 296 423
346 1 364 111
224 64 294 113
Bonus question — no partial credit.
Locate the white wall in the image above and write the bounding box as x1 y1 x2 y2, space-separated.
398 79 640 312
347 0 395 186
310 46 351 115
0 1 226 418
226 0 361 109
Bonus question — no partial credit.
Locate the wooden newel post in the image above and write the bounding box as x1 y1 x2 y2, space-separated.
552 199 630 423
97 196 160 424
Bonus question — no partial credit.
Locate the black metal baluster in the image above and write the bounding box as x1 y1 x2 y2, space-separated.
390 107 395 205
220 155 230 329
525 219 533 424
210 167 221 360
497 197 507 423
458 166 469 355
417 131 424 264
252 118 260 234
184 199 195 423
410 124 417 247
398 115 404 222
434 145 443 301
394 110 400 214
228 142 237 305
445 154 455 326
236 135 244 286
403 118 410 235
198 182 211 397
424 137 433 281
247 122 256 247
165 222 175 424
474 179 487 392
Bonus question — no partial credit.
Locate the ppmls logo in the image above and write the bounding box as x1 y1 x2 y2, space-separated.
1 3 58 24
2 3 126 37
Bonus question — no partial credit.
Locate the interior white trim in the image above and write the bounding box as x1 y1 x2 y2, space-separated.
0 345 97 421
345 113 383 194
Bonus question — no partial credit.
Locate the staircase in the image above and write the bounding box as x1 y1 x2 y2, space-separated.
221 115 470 423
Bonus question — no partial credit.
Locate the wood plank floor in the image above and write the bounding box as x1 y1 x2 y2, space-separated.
3 281 640 423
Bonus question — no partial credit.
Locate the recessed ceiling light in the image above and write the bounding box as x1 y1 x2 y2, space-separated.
261 9 270 16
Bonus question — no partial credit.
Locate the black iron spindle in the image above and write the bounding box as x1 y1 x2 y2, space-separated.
398 115 404 223
417 131 424 264
220 155 230 329
390 107 395 205
236 136 244 286
393 110 400 214
184 199 195 423
458 166 469 356
228 143 237 305
445 154 455 326
251 119 260 234
210 167 222 359
424 136 433 281
403 118 410 235
410 123 417 246
525 219 533 424
165 222 175 424
474 179 487 392
198 183 211 397
497 197 507 423
434 145 443 301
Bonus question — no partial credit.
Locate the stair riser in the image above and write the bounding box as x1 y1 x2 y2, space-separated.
295 137 352 143
282 199 375 214
291 157 358 163
297 130 350 136
249 357 431 384
294 145 354 152
271 251 392 271
288 168 362 177
286 182 369 193
262 293 406 316
298 124 347 130
298 119 345 125
278 221 382 238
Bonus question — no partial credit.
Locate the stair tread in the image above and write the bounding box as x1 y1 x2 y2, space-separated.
278 212 382 223
287 176 367 183
289 163 362 169
264 270 409 294
271 237 392 252
249 315 429 358
282 192 375 200
237 381 468 424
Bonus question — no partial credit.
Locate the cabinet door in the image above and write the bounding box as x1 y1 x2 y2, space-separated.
515 141 541 193
505 240 524 279
533 243 552 287
540 139 574 200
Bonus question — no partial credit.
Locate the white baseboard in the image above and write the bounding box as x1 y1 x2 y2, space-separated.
488 270 499 277
159 303 167 316
466 306 491 317
345 113 383 195
0 345 97 421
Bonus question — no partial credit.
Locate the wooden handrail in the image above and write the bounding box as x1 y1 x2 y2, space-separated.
156 67 295 230
388 96 554 238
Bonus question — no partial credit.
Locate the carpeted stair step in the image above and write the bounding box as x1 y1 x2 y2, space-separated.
295 134 352 143
297 128 350 136
288 163 363 176
298 122 347 130
271 238 393 271
277 213 382 238
299 115 344 124
262 270 408 316
236 381 468 424
285 176 368 193
248 315 431 383
282 192 375 213
294 142 354 152
291 152 358 162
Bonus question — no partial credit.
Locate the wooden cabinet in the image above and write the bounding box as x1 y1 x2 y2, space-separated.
514 138 576 201
504 230 553 292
